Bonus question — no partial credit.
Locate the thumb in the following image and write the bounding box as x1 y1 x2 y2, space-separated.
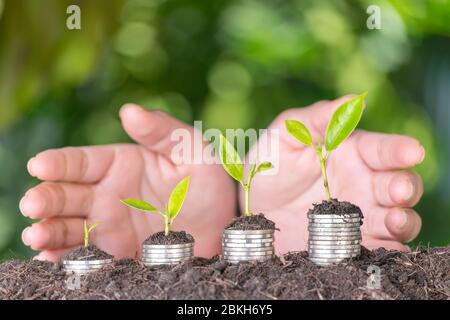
119 103 196 160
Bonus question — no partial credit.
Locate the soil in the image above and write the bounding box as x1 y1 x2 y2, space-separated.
308 198 364 219
1 246 448 300
226 213 276 230
63 245 113 261
144 231 194 245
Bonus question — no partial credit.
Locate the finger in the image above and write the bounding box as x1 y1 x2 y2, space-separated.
22 218 84 250
27 146 115 183
19 182 94 219
356 132 425 171
119 104 198 160
385 208 422 243
373 171 423 207
362 236 408 251
33 247 78 262
361 207 391 240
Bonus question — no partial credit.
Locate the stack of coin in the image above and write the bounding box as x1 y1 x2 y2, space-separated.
308 213 362 266
142 242 194 266
222 229 274 263
63 258 113 275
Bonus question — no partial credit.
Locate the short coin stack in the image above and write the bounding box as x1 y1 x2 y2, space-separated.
142 242 194 266
222 229 274 263
308 213 362 266
63 258 113 275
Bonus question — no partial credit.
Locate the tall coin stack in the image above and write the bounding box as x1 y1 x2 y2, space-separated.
222 229 274 263
308 213 362 266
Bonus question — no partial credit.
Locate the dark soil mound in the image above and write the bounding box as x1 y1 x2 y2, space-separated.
308 198 363 218
144 231 194 245
1 246 448 300
63 245 113 261
226 213 276 230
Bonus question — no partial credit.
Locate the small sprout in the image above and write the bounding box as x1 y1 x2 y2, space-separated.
121 176 190 236
285 93 367 201
84 220 100 248
219 134 273 217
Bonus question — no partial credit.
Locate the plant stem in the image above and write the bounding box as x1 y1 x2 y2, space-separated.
164 214 170 236
317 148 331 201
243 184 251 217
84 235 88 248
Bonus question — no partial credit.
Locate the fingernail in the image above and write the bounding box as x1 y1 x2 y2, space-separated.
401 179 414 203
18 190 45 218
19 194 29 217
398 211 408 230
418 145 426 164
22 227 31 246
27 157 37 177
119 103 141 118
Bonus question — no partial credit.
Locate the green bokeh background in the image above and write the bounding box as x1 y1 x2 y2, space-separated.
0 0 449 259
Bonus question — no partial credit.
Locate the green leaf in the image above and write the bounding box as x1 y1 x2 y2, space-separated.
256 161 273 174
168 176 190 220
219 134 244 183
248 162 273 185
285 120 313 147
88 221 100 233
325 93 367 152
121 199 159 212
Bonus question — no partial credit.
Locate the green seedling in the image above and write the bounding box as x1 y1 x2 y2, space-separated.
121 176 190 236
285 93 367 201
219 134 273 217
84 220 100 248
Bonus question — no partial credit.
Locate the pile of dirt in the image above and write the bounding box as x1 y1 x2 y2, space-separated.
63 245 113 261
308 198 363 219
226 213 277 230
0 246 448 300
144 231 194 245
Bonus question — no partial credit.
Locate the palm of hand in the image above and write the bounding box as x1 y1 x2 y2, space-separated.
245 98 424 254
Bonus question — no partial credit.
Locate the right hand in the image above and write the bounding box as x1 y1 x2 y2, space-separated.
20 104 237 261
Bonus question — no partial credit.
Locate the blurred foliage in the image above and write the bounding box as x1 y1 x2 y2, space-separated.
0 0 449 259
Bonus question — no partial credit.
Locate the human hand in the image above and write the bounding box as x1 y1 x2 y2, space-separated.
20 104 236 261
244 96 424 254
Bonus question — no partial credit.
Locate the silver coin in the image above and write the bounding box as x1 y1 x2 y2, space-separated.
309 222 361 227
308 218 361 223
142 247 193 254
222 246 274 253
224 257 272 263
223 229 274 235
63 259 113 266
309 232 361 238
142 257 192 263
222 242 273 248
309 248 360 254
143 253 193 259
223 234 274 240
223 237 274 243
308 253 360 260
142 243 194 249
223 250 274 257
308 228 361 232
308 243 361 250
308 213 361 218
